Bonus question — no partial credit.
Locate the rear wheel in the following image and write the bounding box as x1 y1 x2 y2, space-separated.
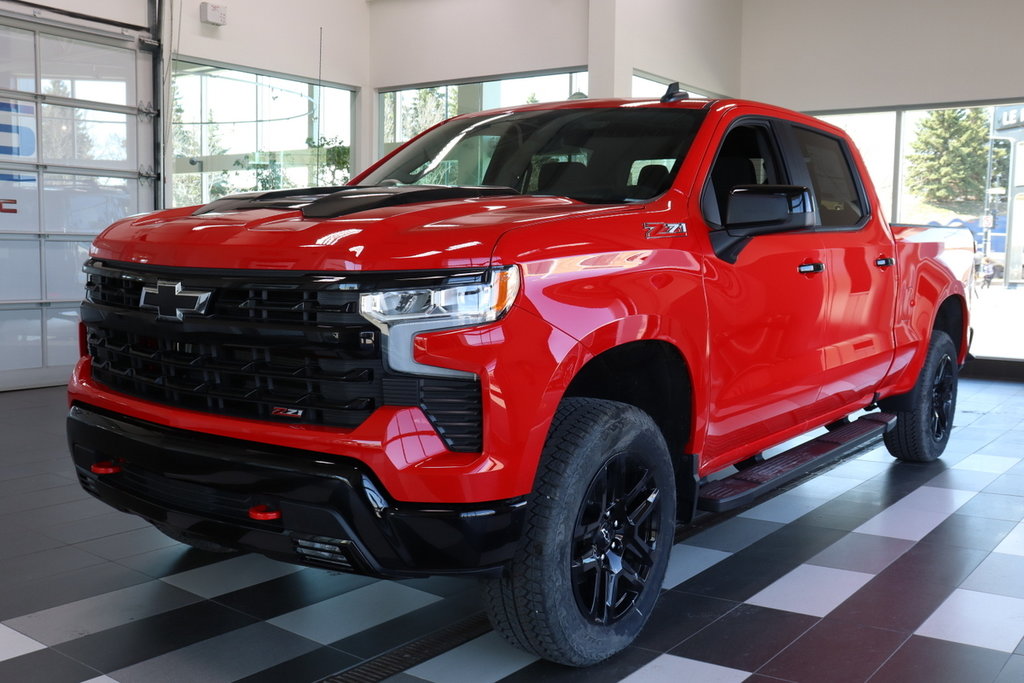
483 398 676 666
883 330 958 462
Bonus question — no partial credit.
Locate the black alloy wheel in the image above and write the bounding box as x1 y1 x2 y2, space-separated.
571 452 662 625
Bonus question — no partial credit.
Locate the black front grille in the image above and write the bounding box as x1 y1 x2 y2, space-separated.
82 259 483 450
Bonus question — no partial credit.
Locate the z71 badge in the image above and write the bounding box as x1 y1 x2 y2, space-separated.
271 407 304 418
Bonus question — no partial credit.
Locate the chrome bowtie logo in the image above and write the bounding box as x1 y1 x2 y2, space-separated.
140 281 212 320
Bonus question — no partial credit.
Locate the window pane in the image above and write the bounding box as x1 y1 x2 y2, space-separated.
45 308 79 367
40 34 134 106
0 25 36 92
817 112 896 217
40 104 134 170
0 309 42 371
170 61 353 206
42 173 138 233
0 98 38 162
44 240 90 300
380 71 588 154
0 170 40 232
0 238 41 300
793 127 864 227
898 107 993 229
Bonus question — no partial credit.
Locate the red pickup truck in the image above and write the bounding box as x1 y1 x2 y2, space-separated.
68 90 973 665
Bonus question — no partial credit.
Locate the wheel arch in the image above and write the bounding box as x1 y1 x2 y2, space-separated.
561 339 700 521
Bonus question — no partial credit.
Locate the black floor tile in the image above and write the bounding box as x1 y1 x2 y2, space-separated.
0 561 151 620
633 590 739 652
678 525 844 602
0 647 101 683
223 645 362 683
996 654 1024 683
52 599 257 671
214 568 377 620
114 542 240 579
827 571 959 633
791 497 887 532
757 618 908 683
331 590 483 659
868 635 1009 683
497 646 659 683
921 513 1017 551
882 540 989 587
669 604 817 672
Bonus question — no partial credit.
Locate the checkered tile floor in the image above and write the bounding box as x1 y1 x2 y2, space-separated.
1 378 1023 682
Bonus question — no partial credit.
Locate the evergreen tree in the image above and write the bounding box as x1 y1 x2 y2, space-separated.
42 80 94 162
905 108 990 207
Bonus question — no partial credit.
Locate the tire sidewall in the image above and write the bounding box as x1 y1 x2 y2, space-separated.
530 401 676 663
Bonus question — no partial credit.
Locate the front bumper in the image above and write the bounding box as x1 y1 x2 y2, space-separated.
68 404 527 578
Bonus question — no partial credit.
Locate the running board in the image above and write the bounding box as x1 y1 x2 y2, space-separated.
697 413 897 513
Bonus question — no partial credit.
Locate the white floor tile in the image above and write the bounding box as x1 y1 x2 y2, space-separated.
663 544 731 589
746 564 873 617
0 624 45 663
916 589 1024 652
620 654 750 682
854 486 976 541
826 458 892 482
159 554 302 598
739 492 827 524
954 454 1022 474
995 521 1024 556
405 632 538 683
268 580 440 644
788 474 864 499
4 580 200 645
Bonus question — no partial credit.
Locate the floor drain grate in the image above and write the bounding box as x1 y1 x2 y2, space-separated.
319 612 492 683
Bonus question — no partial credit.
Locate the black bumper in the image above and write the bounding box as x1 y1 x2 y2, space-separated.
67 404 526 578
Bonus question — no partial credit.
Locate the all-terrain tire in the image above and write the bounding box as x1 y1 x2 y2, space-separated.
883 330 958 462
483 398 676 667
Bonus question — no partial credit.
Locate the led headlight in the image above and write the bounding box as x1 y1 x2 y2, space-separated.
359 266 520 377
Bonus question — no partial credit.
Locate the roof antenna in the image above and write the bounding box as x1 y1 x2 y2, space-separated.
661 82 689 103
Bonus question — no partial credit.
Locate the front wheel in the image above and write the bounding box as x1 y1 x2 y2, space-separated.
483 398 676 666
883 330 959 462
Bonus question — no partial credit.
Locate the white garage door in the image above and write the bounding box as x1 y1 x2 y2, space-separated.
0 16 155 390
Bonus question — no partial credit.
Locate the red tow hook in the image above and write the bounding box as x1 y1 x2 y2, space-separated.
90 460 122 475
248 504 282 521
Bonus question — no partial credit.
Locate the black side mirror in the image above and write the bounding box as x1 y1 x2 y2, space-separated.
725 185 814 234
710 185 816 264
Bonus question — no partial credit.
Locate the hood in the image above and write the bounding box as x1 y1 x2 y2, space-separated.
91 192 635 271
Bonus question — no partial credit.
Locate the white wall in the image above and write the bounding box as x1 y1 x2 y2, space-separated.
170 0 369 89
628 0 742 97
367 0 589 89
740 0 1024 111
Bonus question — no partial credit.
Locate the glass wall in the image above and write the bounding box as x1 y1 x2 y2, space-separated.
379 71 588 156
0 20 153 390
819 104 1024 361
170 61 354 207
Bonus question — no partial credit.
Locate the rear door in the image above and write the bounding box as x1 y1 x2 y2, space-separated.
786 124 897 413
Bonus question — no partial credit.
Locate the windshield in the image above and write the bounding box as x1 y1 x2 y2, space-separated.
361 107 706 204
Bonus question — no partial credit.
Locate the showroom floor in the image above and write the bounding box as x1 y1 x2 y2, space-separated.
1 378 1023 683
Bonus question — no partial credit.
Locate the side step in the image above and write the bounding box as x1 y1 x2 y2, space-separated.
697 413 896 513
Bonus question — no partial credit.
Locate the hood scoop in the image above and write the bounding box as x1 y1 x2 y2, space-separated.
192 185 518 219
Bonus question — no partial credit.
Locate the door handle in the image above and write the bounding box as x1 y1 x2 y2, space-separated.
875 257 895 268
797 262 826 274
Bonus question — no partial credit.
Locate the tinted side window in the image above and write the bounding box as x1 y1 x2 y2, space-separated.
792 127 864 227
702 123 786 226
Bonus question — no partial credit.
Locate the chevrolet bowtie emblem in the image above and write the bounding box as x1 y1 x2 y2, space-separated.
140 281 212 320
